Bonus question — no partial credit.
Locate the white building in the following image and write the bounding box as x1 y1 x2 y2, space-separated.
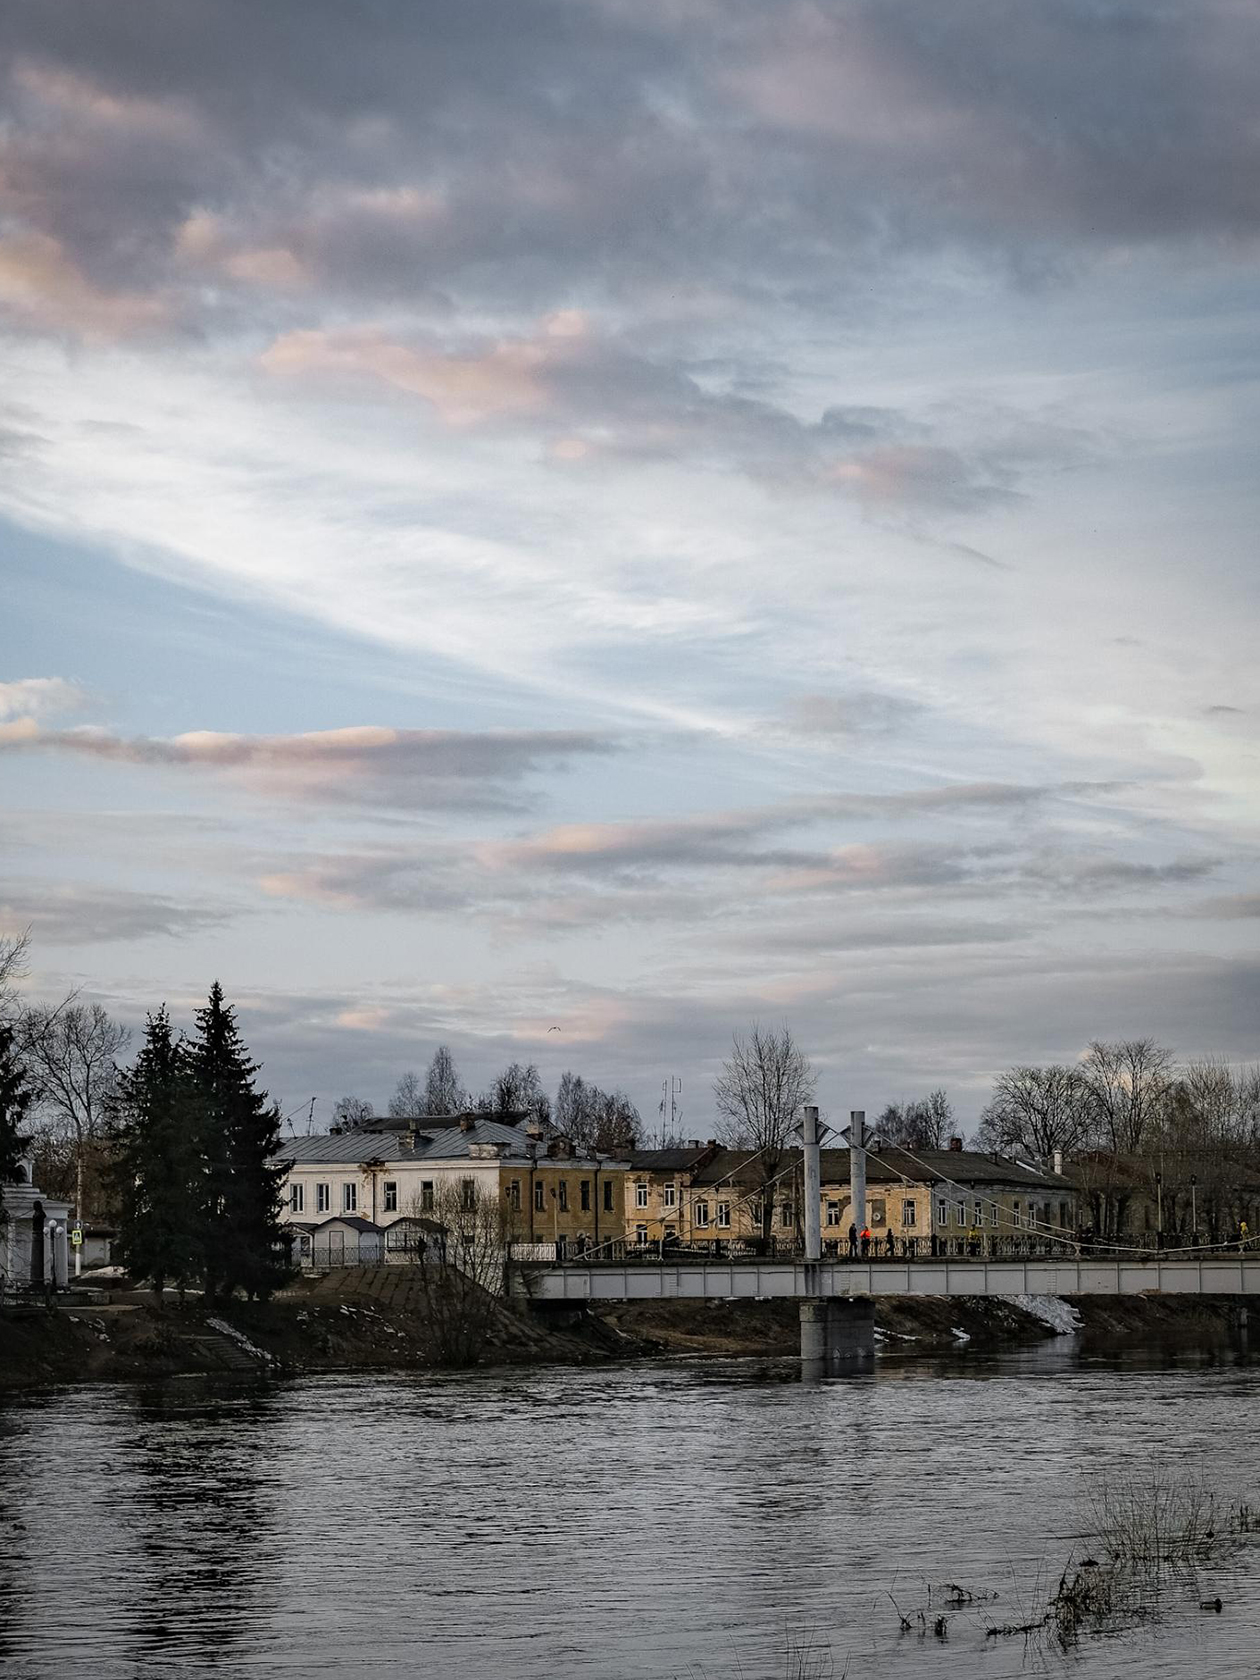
273 1111 629 1262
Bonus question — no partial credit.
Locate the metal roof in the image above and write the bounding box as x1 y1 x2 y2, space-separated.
627 1146 714 1172
274 1117 620 1168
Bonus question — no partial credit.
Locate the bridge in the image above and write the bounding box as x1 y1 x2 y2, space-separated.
515 1254 1260 1304
514 1253 1260 1368
514 1104 1258 1369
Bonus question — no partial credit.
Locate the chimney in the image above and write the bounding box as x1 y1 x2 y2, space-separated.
459 1115 476 1133
1053 1149 1064 1176
687 1138 701 1149
525 1119 545 1141
948 1135 963 1152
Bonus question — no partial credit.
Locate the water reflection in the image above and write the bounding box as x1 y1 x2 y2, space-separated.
121 1382 283 1675
1 1346 1259 1680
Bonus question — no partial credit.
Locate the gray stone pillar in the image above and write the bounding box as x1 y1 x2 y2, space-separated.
800 1295 876 1373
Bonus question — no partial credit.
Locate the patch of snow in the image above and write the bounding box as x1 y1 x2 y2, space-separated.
206 1316 274 1362
997 1293 1082 1335
951 1327 971 1343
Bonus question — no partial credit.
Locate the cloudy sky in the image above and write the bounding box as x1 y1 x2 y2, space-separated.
2 0 1258 1131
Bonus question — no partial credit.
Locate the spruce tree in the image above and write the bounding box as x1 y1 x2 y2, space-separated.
191 983 287 1301
0 1018 33 1228
110 1007 205 1301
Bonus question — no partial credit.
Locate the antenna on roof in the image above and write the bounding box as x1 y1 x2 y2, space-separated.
659 1076 682 1147
283 1097 317 1137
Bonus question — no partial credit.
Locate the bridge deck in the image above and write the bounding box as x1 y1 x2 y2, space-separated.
517 1256 1260 1302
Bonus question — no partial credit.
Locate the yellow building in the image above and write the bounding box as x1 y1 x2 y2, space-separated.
624 1144 1077 1256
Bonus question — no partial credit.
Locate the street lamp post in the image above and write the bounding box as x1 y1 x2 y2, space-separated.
1191 1175 1198 1247
1155 1172 1163 1250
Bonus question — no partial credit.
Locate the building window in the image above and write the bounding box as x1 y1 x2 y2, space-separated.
972 1202 982 1228
717 1201 731 1229
987 1201 999 1226
870 1198 887 1226
343 1182 357 1213
635 1224 648 1245
936 1200 948 1226
421 1180 435 1213
316 1183 330 1214
1012 1200 1021 1227
534 1180 545 1212
558 1181 568 1213
694 1200 710 1228
289 1183 305 1214
580 1180 590 1212
635 1181 649 1209
509 1180 521 1211
826 1200 840 1226
603 1180 614 1212
780 1200 794 1229
383 1182 398 1213
750 1202 764 1228
461 1178 476 1211
663 1182 677 1207
901 1200 916 1229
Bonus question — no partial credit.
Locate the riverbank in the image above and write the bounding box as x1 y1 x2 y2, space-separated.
594 1290 1252 1356
0 1267 637 1391
1 1270 1252 1391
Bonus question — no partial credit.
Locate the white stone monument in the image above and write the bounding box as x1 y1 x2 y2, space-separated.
1 1145 72 1294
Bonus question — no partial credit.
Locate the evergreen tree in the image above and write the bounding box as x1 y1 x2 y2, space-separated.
110 1007 205 1300
0 1018 34 1228
422 1046 468 1116
191 982 287 1301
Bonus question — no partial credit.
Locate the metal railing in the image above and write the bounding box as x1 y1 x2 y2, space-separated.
292 1233 438 1270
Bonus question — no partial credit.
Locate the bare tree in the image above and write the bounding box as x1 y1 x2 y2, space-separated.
556 1071 641 1152
19 1001 131 1220
977 1066 1093 1161
713 1024 815 1243
422 1046 468 1116
0 929 31 1024
479 1061 551 1122
1155 1059 1260 1239
331 1095 374 1128
877 1089 954 1150
387 1070 422 1118
1081 1039 1175 1155
407 1177 521 1366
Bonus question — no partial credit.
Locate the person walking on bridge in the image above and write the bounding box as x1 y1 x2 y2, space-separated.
860 1225 871 1258
884 1227 895 1258
847 1222 857 1259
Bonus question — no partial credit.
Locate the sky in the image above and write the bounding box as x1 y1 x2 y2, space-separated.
1 0 1258 1134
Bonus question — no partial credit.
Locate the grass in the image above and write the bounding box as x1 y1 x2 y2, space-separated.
675 1628 843 1680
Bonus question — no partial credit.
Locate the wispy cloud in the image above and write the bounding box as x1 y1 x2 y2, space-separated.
0 722 615 810
0 881 231 943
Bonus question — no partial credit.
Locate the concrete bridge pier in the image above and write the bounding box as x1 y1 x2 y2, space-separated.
800 1297 875 1374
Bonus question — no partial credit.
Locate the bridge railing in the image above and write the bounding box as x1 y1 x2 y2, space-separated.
526 1232 1260 1267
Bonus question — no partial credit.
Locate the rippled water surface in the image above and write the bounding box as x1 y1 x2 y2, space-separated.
3 1341 1260 1679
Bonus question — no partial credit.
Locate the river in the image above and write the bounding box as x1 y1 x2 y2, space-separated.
2 1339 1259 1679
